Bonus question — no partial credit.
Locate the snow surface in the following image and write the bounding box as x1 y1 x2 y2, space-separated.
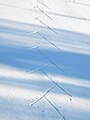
0 0 90 120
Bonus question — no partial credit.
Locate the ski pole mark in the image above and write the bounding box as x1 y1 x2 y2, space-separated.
44 96 66 120
37 47 64 72
37 32 61 52
35 6 54 21
36 0 50 9
34 17 57 34
30 85 55 106
26 63 50 74
41 70 72 100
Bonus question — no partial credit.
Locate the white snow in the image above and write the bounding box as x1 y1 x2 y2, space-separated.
0 0 90 120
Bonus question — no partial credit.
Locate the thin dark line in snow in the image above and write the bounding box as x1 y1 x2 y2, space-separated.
26 63 50 74
37 32 61 52
44 96 66 120
26 44 41 51
37 47 64 72
0 2 89 21
30 85 55 106
35 6 54 21
36 0 50 9
41 70 72 99
34 17 57 34
29 27 61 53
68 0 90 7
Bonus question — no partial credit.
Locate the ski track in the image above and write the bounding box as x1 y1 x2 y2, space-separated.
0 0 90 120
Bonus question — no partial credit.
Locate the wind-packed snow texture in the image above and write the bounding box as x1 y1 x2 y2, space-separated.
0 0 90 120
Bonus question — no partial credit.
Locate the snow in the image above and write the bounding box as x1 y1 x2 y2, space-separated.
0 0 90 120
